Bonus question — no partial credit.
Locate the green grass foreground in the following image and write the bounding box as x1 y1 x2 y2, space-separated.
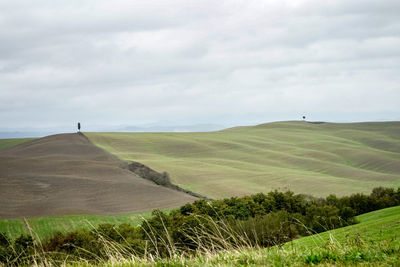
0 138 35 150
1 197 399 265
0 210 170 239
86 121 400 199
104 206 400 266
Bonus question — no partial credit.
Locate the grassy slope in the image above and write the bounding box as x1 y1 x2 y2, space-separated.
0 210 170 240
0 138 35 150
146 206 400 266
86 121 400 199
287 205 400 248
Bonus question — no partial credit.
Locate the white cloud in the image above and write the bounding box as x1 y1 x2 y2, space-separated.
0 0 399 130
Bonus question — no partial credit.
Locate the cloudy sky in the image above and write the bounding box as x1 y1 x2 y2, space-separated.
1 0 399 132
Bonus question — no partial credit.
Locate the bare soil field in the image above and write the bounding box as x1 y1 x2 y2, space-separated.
0 133 196 219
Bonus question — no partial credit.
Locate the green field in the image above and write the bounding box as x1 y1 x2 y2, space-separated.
87 121 400 199
0 138 35 150
0 210 170 240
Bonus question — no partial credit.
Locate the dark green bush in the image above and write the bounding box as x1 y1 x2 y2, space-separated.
0 232 12 263
231 210 300 247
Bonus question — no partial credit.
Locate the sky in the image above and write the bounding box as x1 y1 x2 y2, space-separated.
1 0 399 132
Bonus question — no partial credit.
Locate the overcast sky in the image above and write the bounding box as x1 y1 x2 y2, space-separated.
1 0 399 132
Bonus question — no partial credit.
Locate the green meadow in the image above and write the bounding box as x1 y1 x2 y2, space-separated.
0 138 35 150
0 210 170 240
87 121 400 199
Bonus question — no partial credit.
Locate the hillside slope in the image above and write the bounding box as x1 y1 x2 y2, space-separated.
0 138 35 150
287 205 400 248
0 133 196 219
87 121 400 198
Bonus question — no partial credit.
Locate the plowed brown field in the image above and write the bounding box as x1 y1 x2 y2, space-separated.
0 133 196 219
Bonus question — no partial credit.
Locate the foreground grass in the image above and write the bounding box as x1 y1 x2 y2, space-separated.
104 206 400 266
134 240 400 266
2 206 399 265
0 210 171 239
0 138 35 150
87 121 400 198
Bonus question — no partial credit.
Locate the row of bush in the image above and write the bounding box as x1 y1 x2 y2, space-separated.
1 187 400 265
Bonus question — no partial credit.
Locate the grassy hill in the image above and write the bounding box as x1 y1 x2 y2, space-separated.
87 121 400 199
0 138 35 150
287 205 400 248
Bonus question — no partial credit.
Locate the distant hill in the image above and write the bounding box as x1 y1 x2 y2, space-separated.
0 138 35 150
87 121 400 198
119 123 225 132
0 124 225 138
0 133 196 219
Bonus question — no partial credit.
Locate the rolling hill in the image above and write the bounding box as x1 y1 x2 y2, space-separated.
0 133 196 219
0 138 35 150
87 121 400 199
